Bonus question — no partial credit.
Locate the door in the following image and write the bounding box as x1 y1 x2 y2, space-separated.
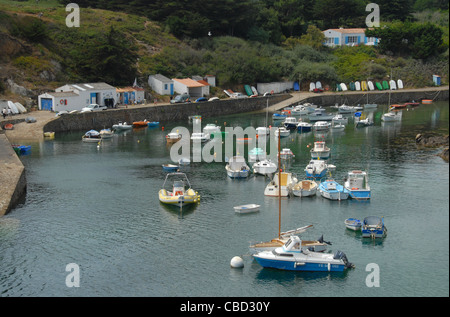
170 83 174 95
90 92 97 104
41 98 53 111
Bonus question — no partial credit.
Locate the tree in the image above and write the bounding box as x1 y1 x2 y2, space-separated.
299 25 325 50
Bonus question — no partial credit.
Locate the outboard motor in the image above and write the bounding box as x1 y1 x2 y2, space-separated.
333 250 355 269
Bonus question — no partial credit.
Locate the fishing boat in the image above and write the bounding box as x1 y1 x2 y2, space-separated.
318 179 349 201
313 121 331 131
252 159 278 176
158 172 200 207
304 160 328 178
253 235 353 272
291 179 318 197
162 164 179 172
248 147 266 161
297 121 312 133
191 132 210 143
279 148 295 160
345 218 362 231
166 132 182 144
309 108 334 121
250 226 330 253
82 130 102 143
310 141 331 160
283 117 298 130
225 156 250 178
234 204 260 214
362 216 387 239
274 127 290 138
99 128 114 139
112 121 132 130
344 170 370 200
264 172 297 197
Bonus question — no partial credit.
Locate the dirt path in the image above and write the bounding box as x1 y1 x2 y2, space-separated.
1 111 57 142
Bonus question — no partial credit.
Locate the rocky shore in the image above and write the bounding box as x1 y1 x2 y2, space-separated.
415 133 449 162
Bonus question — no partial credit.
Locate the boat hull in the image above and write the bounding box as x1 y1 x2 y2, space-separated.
253 254 346 272
158 189 200 206
347 189 371 200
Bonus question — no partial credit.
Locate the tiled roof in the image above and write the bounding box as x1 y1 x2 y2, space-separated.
172 78 206 88
324 28 367 34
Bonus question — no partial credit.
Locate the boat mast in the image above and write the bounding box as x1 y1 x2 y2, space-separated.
278 127 281 239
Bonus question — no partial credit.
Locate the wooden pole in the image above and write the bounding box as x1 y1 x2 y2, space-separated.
278 127 281 239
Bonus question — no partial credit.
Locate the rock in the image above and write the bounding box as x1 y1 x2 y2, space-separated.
6 79 33 97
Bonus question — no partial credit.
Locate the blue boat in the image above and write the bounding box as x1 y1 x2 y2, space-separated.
345 218 362 231
253 235 353 272
297 122 312 133
362 216 387 238
147 121 159 127
162 164 179 172
344 170 371 200
304 160 328 178
272 113 287 121
318 180 349 201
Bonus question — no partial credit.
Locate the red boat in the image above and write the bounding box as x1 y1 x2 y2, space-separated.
404 102 420 107
3 123 14 130
391 104 406 109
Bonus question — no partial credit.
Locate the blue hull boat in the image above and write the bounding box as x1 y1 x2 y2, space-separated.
362 216 387 238
344 170 371 200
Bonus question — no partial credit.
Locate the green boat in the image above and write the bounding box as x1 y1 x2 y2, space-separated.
349 81 356 91
244 85 253 96
382 81 389 90
336 84 342 91
375 82 383 90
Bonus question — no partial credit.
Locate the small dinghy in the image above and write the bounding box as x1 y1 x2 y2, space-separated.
234 204 260 214
345 218 362 231
162 164 179 172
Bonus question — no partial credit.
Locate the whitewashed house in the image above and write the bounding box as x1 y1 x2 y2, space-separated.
172 78 209 98
322 28 378 47
117 86 146 104
38 82 117 112
148 74 174 95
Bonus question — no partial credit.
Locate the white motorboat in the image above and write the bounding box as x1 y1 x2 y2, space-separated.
313 121 331 131
283 117 299 130
279 148 295 160
302 103 318 113
191 132 210 143
304 159 328 178
226 156 250 178
112 121 132 130
166 132 182 144
297 121 313 133
381 111 402 122
256 127 270 136
355 117 374 127
253 235 353 272
318 179 349 201
331 123 345 131
291 179 318 197
264 172 297 197
178 157 191 165
234 204 260 214
344 170 371 200
309 108 334 121
290 105 309 116
332 114 348 125
253 159 278 176
338 104 355 114
310 141 331 160
274 127 290 138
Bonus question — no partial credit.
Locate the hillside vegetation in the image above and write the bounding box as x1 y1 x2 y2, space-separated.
0 0 448 105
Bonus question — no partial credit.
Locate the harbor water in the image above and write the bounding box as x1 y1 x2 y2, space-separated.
0 101 448 297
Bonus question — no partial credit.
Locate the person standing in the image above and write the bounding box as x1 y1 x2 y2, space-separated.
2 108 7 119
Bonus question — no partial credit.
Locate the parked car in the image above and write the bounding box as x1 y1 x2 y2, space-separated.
230 92 247 99
81 104 107 112
170 94 191 104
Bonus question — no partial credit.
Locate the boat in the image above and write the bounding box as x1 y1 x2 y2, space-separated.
253 235 353 272
297 121 312 133
344 170 371 200
309 108 334 121
355 81 361 90
279 148 294 160
391 104 406 109
345 218 362 231
264 172 297 197
244 85 253 96
304 160 328 178
368 81 375 91
162 164 179 172
291 179 318 197
355 117 374 127
309 82 316 92
361 81 368 91
43 131 55 138
3 123 14 130
362 216 387 239
248 147 266 161
112 121 132 130
364 103 378 109
404 101 420 107
225 156 250 178
397 79 404 89
381 111 402 122
191 132 210 143
82 130 102 142
389 80 397 90
147 121 159 127
166 131 182 144
338 104 355 114
303 103 318 113
422 99 433 104
310 141 331 160
256 127 270 136
332 114 348 125
340 83 348 91
331 123 345 132
272 113 287 121
349 81 356 91
132 120 149 128
283 117 298 130
313 121 331 131
375 82 383 90
99 128 114 139
252 159 278 176
158 172 200 207
382 81 389 90
234 204 260 214
274 127 290 138
290 105 308 116
318 179 349 201
203 123 221 136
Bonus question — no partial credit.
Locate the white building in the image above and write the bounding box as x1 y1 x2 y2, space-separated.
38 82 117 112
148 74 174 95
257 81 294 95
116 86 146 104
172 78 210 98
322 28 378 47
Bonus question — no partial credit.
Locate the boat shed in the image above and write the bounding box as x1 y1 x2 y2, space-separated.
172 78 210 98
38 82 117 112
116 86 146 105
148 74 174 95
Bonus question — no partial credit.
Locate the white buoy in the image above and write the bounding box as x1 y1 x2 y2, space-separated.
230 256 244 268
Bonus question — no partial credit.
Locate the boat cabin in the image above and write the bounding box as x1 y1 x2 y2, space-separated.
172 180 186 196
346 170 369 190
282 236 303 253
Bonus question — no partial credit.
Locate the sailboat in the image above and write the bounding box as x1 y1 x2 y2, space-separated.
382 70 402 122
253 98 277 175
363 80 377 109
250 129 330 254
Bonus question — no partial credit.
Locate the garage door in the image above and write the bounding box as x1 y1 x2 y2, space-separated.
41 98 53 111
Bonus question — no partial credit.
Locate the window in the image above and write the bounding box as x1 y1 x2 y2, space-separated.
347 36 358 44
164 84 168 90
